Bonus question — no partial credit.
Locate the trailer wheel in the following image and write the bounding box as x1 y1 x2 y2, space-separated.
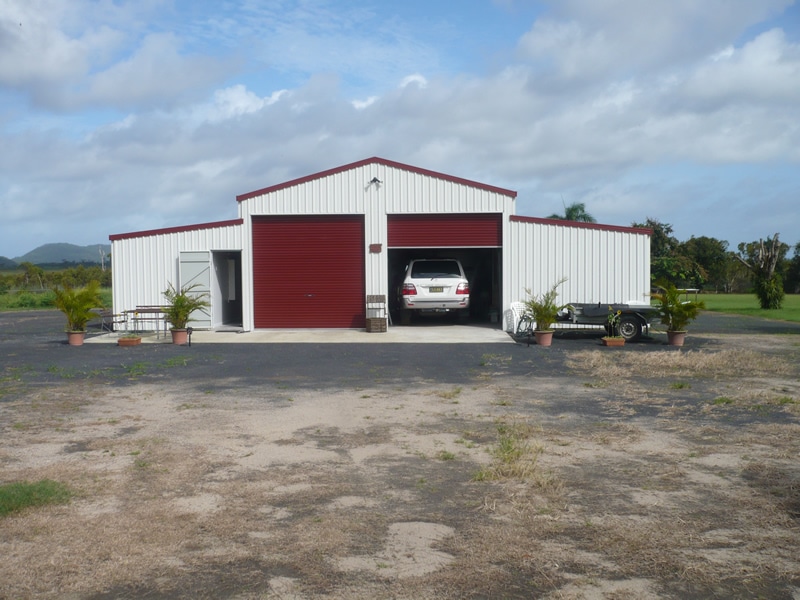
618 315 642 342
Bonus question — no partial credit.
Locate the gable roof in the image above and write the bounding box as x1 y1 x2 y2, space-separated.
236 157 517 202
510 215 652 236
109 218 243 242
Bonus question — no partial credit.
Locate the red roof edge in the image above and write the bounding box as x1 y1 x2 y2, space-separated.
236 157 518 202
510 215 652 235
109 218 244 242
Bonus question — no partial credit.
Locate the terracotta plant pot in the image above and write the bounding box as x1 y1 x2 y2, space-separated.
118 337 142 347
667 331 687 347
534 330 554 347
67 331 86 346
601 337 625 347
171 329 188 345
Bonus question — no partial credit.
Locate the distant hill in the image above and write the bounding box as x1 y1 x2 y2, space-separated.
12 243 111 265
0 256 16 269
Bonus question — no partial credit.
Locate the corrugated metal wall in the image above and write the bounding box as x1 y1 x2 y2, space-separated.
241 163 512 217
111 224 243 323
505 218 651 307
239 162 515 329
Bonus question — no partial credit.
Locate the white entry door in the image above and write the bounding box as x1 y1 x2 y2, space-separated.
179 251 212 329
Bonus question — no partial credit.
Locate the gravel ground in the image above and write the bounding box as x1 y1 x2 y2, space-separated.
3 309 800 393
2 309 800 599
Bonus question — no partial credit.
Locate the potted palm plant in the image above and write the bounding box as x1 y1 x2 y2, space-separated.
162 283 210 344
523 277 567 347
52 280 104 346
651 279 705 346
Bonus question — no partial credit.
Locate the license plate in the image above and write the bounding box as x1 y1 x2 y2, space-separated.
429 286 444 293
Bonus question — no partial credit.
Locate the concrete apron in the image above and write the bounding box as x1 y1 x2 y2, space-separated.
86 324 515 344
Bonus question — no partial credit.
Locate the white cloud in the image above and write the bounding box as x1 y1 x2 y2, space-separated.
518 0 795 81
0 1 94 88
212 1 442 97
352 96 378 109
84 33 235 110
0 0 234 111
192 85 288 123
681 29 800 108
399 74 428 88
1 0 799 257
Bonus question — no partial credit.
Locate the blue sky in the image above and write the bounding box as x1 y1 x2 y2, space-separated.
1 0 798 258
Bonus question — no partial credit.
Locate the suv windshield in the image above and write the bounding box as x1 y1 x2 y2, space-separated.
410 260 461 278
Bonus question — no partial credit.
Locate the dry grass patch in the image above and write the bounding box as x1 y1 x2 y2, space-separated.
702 389 800 414
433 523 563 597
585 421 643 447
473 418 562 496
473 418 542 482
739 423 800 459
0 488 202 596
578 505 799 594
1 391 88 433
741 462 800 519
567 348 794 382
578 516 729 587
433 386 463 401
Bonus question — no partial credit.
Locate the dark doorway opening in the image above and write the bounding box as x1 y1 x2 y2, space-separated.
388 248 502 326
212 251 243 328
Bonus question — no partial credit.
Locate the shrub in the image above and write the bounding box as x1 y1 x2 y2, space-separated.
754 274 784 310
1 290 56 310
53 280 104 331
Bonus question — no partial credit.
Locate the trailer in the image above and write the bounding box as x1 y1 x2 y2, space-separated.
556 302 659 342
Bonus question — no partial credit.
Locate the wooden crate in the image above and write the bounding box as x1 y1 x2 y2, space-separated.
366 317 387 333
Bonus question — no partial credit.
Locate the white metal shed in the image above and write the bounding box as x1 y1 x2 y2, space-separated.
110 157 651 332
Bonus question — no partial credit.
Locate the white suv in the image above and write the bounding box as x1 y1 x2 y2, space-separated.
399 259 470 319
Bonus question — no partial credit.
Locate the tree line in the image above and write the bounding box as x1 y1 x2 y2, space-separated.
0 262 112 294
635 219 797 309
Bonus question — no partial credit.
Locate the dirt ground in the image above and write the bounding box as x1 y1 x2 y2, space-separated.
1 324 800 598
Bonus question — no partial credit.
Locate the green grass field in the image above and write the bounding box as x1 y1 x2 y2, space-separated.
0 288 112 311
700 293 800 323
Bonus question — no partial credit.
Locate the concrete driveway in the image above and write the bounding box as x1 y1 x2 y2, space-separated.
87 322 515 344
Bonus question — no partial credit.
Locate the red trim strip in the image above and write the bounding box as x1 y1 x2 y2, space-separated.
236 157 518 202
510 215 652 235
109 219 244 241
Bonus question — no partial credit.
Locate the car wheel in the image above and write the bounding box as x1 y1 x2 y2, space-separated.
618 315 642 342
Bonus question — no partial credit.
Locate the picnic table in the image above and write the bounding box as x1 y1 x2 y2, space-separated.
124 306 170 338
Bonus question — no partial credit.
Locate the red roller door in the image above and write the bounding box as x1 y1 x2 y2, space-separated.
387 213 502 247
252 216 365 328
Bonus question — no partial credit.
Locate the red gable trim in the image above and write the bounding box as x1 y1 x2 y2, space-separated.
511 215 652 236
109 219 243 241
236 157 518 202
